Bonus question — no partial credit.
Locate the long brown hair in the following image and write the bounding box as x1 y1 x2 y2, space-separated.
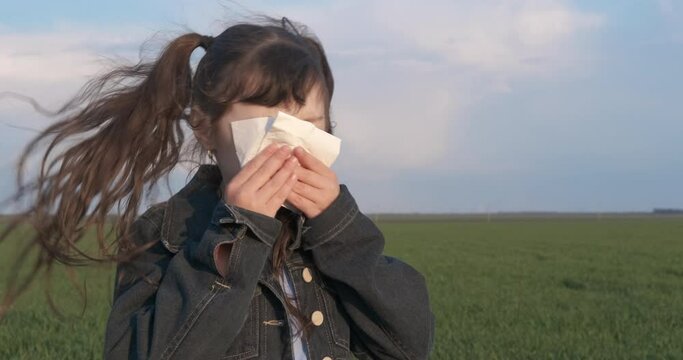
0 16 335 341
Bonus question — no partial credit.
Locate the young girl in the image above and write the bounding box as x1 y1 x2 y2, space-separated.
1 16 435 360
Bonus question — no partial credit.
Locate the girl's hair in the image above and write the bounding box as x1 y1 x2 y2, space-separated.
0 16 334 340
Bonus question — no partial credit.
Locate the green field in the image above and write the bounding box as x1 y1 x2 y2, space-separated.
1 217 682 359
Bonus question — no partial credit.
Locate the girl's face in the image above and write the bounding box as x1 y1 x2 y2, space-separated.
198 83 328 186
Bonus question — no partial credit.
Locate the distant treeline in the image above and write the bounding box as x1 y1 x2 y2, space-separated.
365 211 683 222
1 210 682 224
652 208 683 214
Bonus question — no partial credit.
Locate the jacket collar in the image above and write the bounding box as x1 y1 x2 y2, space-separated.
159 164 306 253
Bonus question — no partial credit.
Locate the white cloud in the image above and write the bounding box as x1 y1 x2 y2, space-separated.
333 67 456 172
0 0 603 182
372 0 603 75
0 23 172 113
655 0 683 42
657 0 675 15
253 0 603 172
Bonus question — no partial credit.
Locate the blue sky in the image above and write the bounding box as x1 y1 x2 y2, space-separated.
0 0 681 213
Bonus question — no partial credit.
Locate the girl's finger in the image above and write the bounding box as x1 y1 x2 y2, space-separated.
230 143 280 188
267 172 298 208
293 166 327 189
243 145 292 192
259 156 298 200
292 180 321 200
286 189 317 215
292 147 331 177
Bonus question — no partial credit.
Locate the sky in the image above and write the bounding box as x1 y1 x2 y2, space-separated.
0 0 681 213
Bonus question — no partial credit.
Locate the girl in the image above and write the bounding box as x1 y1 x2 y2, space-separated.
1 16 435 360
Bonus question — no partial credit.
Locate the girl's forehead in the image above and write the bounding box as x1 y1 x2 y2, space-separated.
226 87 326 121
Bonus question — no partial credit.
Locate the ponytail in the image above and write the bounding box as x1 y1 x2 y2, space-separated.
0 32 211 318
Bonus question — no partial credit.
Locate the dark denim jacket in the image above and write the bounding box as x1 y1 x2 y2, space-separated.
103 164 435 360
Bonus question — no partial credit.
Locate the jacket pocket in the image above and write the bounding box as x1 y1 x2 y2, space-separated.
221 286 262 359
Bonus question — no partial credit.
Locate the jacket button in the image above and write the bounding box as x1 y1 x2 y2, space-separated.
322 357 333 360
302 267 313 283
311 310 324 326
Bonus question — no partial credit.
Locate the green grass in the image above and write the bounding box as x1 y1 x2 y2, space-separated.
381 217 683 359
1 217 682 359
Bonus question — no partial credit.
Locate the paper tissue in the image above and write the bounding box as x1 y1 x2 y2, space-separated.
230 111 342 213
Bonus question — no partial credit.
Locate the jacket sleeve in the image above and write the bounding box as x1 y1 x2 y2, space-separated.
300 184 436 360
103 200 282 360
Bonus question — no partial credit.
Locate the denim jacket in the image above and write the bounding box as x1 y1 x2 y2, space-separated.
103 164 435 360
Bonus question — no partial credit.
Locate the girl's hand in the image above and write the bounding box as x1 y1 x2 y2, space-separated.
286 146 340 219
224 143 299 218
216 143 297 278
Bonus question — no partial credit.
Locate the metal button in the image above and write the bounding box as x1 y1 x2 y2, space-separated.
311 310 324 326
302 267 313 283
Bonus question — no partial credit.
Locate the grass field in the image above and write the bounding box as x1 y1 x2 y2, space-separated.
0 216 682 359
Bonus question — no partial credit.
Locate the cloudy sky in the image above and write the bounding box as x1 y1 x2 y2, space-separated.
0 0 681 213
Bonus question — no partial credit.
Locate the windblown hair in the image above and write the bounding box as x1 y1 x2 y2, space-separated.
0 16 335 340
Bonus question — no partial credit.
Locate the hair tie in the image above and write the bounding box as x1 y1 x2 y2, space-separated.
199 35 214 50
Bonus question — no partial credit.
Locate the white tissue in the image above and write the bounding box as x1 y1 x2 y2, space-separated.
231 111 341 168
231 116 273 167
230 111 342 214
